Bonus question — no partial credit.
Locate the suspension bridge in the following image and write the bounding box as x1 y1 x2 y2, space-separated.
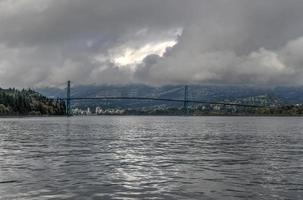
61 81 263 116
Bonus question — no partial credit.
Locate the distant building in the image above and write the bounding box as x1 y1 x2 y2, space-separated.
95 107 101 114
72 106 125 115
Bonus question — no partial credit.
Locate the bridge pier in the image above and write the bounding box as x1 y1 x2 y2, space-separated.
184 85 189 115
66 80 71 116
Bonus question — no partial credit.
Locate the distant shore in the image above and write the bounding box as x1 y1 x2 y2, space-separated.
0 115 66 118
1 114 303 118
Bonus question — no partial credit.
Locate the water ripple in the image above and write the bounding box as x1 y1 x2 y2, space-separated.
1 116 303 199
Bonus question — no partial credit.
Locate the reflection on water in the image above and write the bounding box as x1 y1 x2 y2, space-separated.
0 116 303 199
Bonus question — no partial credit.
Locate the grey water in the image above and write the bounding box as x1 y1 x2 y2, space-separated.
0 116 303 200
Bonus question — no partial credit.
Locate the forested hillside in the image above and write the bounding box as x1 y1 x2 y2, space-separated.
38 84 303 106
0 88 65 115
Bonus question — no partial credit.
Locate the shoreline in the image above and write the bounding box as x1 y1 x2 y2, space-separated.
1 114 303 118
0 115 66 118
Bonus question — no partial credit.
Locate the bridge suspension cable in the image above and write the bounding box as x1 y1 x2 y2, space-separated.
62 96 263 108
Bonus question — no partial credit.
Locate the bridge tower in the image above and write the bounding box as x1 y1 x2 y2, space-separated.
66 80 71 116
184 85 189 115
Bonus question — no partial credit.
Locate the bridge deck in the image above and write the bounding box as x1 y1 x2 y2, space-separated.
54 96 264 108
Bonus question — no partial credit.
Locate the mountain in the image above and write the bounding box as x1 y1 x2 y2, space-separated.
0 88 65 115
36 84 303 109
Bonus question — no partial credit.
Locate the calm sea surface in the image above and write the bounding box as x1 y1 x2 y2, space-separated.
0 116 303 200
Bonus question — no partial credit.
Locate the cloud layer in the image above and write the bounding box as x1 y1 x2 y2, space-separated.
1 0 303 87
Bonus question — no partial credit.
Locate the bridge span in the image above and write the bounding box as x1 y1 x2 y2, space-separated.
61 81 264 116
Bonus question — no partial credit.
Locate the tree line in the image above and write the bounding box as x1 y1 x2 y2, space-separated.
0 88 66 115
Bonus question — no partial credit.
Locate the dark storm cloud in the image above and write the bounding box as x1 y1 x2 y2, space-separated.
1 0 303 87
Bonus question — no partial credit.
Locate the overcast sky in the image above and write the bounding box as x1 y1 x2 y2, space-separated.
1 0 303 88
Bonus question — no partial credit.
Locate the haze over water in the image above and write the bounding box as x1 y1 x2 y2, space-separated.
0 116 303 200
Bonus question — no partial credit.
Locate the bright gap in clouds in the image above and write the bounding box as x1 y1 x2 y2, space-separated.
111 40 177 69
